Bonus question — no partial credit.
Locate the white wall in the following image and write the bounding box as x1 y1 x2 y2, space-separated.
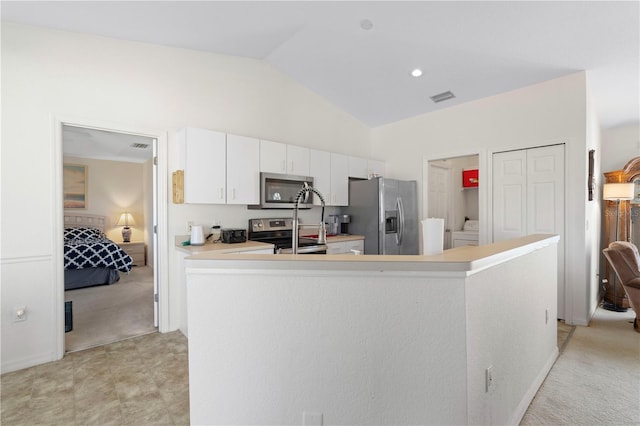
1 23 370 373
584 79 603 330
601 124 640 173
371 73 595 325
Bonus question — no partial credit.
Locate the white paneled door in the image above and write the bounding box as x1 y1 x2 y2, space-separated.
493 144 565 318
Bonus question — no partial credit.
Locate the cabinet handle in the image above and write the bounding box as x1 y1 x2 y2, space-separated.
289 161 294 173
232 188 236 200
282 160 286 173
218 188 224 200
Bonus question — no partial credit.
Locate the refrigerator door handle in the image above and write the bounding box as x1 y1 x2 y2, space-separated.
397 198 405 245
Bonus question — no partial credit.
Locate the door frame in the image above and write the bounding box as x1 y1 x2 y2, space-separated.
422 150 486 244
52 115 169 358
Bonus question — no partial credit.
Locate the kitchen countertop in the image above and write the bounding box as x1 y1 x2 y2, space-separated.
175 236 274 254
323 234 364 243
175 234 364 254
185 234 559 274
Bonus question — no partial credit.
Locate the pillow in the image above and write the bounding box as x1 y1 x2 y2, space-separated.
64 227 105 242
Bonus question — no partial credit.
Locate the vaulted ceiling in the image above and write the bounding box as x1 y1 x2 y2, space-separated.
3 1 639 130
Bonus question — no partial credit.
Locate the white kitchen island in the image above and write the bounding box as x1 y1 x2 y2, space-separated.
184 234 559 426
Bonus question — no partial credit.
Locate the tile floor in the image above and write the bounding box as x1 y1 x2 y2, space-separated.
1 331 189 426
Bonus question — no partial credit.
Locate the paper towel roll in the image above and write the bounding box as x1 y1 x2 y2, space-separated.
422 218 444 255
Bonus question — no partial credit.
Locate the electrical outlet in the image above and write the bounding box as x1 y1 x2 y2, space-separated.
485 365 494 392
187 221 193 233
14 306 27 322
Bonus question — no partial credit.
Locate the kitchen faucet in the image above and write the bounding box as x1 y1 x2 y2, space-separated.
292 184 326 254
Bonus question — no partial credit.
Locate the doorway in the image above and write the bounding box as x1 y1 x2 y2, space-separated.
57 120 167 353
426 154 480 249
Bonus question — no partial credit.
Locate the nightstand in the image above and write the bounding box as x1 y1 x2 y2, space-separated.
118 241 146 266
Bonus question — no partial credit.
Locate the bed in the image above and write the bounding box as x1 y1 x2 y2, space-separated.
64 214 133 290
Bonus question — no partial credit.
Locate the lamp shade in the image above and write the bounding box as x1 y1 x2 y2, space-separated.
116 212 136 227
603 183 634 201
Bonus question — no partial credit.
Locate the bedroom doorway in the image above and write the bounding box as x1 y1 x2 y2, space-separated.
61 123 160 352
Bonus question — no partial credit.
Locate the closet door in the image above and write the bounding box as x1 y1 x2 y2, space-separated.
493 149 527 242
527 145 564 236
493 144 565 318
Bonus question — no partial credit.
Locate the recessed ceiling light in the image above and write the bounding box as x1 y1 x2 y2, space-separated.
360 19 373 30
411 69 423 77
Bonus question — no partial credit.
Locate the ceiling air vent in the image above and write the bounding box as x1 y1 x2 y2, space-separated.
130 143 150 149
430 91 455 103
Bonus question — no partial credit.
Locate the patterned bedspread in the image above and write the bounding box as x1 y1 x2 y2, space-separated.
64 227 132 272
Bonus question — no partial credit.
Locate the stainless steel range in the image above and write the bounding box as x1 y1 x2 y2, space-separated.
248 218 328 254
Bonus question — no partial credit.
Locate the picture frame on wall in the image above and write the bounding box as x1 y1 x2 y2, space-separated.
588 149 595 201
63 164 87 209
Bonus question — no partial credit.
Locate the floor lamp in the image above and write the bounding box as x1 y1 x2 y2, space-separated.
602 182 635 312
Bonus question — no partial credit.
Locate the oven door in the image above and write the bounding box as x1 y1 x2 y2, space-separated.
254 173 314 209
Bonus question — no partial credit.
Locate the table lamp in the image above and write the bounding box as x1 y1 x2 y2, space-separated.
117 212 136 243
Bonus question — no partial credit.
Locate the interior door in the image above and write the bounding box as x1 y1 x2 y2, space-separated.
493 144 565 318
493 150 527 242
428 164 450 231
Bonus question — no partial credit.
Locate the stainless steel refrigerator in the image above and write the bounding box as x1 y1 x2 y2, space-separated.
346 177 418 255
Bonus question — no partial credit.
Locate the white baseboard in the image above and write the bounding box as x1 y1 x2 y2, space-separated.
510 347 559 425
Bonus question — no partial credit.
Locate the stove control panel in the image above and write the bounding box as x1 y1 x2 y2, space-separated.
249 218 293 233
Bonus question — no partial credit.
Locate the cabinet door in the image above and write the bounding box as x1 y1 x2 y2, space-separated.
287 145 310 176
227 134 260 205
309 149 331 206
330 153 349 206
327 239 365 254
260 140 287 173
348 156 368 179
368 159 385 177
179 127 226 204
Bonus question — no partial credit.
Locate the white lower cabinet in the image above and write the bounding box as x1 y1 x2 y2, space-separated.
451 231 479 248
327 239 364 254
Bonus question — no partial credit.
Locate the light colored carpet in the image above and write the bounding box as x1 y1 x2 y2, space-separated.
64 266 157 352
521 307 640 425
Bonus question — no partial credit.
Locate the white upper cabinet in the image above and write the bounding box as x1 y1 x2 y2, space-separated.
226 134 260 205
330 153 349 206
260 140 287 174
348 156 368 179
177 127 226 204
368 159 386 177
260 140 310 176
309 149 331 206
286 145 310 176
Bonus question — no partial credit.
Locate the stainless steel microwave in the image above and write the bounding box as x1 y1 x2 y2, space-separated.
250 172 314 209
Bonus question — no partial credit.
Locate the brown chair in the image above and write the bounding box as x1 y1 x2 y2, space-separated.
603 241 640 332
